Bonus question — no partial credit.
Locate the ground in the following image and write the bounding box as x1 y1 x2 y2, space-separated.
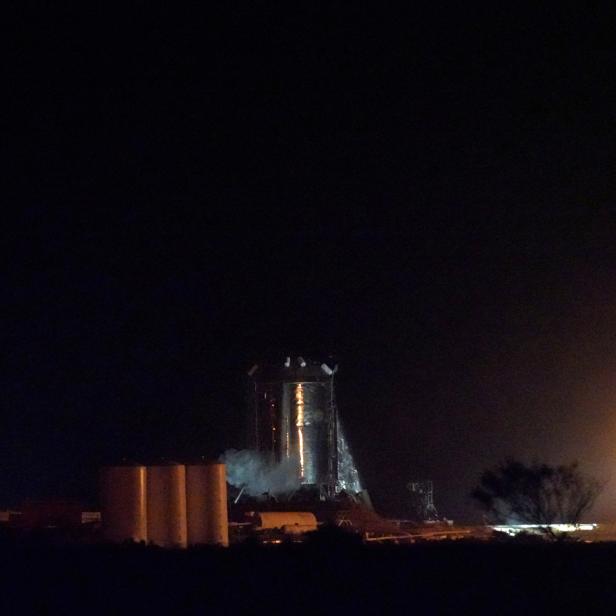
2 535 616 614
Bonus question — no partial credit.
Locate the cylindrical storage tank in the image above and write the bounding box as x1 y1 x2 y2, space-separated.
146 464 187 548
252 511 317 531
186 463 229 547
99 465 147 543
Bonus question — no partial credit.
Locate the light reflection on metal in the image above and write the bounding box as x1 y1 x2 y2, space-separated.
296 383 305 480
288 380 328 487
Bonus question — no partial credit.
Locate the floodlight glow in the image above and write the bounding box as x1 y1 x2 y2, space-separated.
321 363 334 375
491 523 597 536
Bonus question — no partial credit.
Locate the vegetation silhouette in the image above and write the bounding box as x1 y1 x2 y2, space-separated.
472 459 602 540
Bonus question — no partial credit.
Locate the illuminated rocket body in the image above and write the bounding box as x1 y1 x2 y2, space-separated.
247 357 361 497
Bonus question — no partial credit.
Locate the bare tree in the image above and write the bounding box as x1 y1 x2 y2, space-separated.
471 459 602 539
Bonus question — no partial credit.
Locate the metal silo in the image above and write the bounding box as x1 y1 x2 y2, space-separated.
146 463 187 548
100 464 148 543
186 462 229 547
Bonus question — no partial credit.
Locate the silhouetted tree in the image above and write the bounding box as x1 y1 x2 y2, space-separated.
472 459 602 539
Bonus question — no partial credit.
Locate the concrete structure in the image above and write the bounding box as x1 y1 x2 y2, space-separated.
100 465 147 543
146 464 187 548
100 462 230 548
186 463 229 546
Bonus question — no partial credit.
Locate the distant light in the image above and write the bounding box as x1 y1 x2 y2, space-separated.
321 363 334 375
284 357 291 368
491 523 597 536
298 357 306 367
247 364 258 376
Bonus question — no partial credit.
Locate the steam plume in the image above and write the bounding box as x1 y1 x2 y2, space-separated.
221 449 300 496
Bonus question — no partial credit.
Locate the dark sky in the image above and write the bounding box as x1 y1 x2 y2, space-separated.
4 5 616 520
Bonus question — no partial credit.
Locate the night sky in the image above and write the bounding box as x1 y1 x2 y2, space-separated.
5 5 616 520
